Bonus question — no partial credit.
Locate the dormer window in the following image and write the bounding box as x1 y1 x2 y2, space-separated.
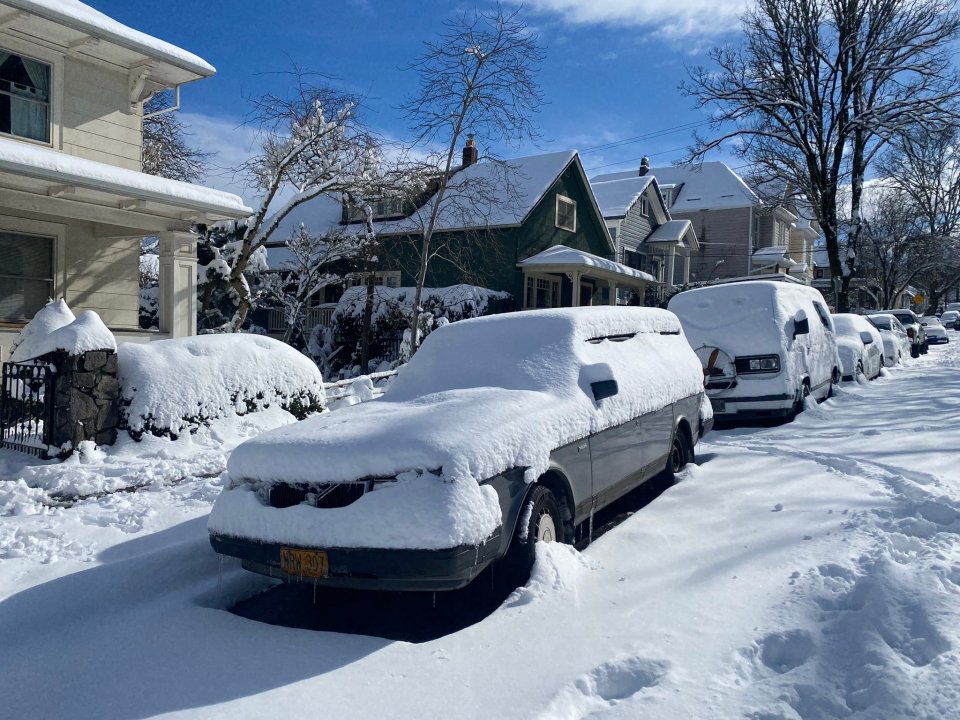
0 50 50 143
639 194 649 217
556 194 576 232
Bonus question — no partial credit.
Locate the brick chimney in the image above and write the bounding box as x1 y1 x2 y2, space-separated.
462 134 478 167
639 155 650 176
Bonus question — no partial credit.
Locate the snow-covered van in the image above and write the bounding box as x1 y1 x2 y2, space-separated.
668 280 840 421
209 307 710 591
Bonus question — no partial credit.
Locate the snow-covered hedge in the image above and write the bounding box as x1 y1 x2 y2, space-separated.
318 284 512 375
118 334 325 440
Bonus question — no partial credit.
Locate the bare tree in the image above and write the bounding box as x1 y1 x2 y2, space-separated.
205 72 382 332
400 3 543 352
684 0 960 311
142 91 209 182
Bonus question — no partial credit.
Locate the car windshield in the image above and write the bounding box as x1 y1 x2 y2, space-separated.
871 318 892 330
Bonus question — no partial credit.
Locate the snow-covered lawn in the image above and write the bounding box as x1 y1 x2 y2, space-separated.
2 336 959 719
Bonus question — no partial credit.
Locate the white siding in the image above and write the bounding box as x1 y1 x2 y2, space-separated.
63 222 140 329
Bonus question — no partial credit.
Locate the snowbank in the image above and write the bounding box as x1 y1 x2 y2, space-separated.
118 334 325 439
9 300 116 362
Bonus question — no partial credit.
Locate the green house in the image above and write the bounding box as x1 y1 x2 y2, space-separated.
335 150 656 310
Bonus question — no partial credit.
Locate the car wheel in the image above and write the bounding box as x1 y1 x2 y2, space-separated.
921 342 929 354
666 429 690 477
825 367 840 399
499 485 563 588
789 382 810 420
911 344 920 358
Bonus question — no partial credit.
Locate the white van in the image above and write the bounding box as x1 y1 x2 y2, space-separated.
668 280 840 421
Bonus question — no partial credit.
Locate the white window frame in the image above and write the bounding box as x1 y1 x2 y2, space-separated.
524 272 560 309
639 194 649 217
555 194 577 233
0 215 66 324
0 38 63 149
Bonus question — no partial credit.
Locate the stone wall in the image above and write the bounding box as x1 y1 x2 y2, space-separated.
48 349 120 455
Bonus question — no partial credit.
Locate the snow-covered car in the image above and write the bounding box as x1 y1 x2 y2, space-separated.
832 313 883 381
940 310 960 329
866 313 911 366
209 307 711 591
919 316 949 345
872 309 927 357
667 280 839 421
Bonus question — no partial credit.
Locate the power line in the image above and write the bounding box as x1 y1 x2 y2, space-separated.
580 119 711 154
585 144 691 173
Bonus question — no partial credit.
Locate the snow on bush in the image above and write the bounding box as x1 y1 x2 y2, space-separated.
118 334 325 440
318 284 512 375
9 300 116 362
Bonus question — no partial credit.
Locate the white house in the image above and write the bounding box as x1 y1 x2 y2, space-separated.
0 0 251 361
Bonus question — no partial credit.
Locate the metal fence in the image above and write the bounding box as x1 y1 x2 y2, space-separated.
0 360 56 457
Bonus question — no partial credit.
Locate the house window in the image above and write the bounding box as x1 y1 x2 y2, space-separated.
346 270 401 289
525 275 559 309
0 50 51 143
0 231 54 322
556 195 576 232
661 189 673 208
639 195 649 216
815 268 824 279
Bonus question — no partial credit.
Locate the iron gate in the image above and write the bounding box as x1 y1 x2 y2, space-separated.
0 360 56 456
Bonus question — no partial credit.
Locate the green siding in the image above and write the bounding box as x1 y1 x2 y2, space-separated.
378 159 612 307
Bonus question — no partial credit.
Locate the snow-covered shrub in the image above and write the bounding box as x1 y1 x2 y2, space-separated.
9 300 116 362
118 334 325 440
322 284 511 376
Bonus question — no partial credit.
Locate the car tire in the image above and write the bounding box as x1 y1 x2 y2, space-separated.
499 485 563 589
789 382 810 420
826 367 840 399
666 429 691 478
921 342 929 354
911 344 920 358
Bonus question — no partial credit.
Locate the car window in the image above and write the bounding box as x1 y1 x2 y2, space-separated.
812 302 832 330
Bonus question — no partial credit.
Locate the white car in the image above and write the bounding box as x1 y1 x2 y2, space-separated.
866 313 911 366
940 310 960 329
919 316 949 344
832 313 883 380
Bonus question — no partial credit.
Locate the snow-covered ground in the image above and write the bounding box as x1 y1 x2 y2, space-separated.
2 336 959 719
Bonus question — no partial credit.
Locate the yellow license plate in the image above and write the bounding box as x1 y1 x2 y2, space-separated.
280 547 329 578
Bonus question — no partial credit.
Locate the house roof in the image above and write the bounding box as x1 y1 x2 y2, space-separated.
590 175 655 218
646 219 695 246
6 0 215 77
0 136 250 218
518 244 656 284
812 248 830 268
275 150 598 238
752 246 800 268
592 162 761 212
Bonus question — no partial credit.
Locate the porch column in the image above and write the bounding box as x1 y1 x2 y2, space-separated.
158 231 198 338
683 254 691 285
666 250 676 290
607 280 617 306
571 271 581 307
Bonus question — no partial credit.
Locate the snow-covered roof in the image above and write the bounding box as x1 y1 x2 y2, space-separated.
646 219 693 245
8 0 215 76
0 137 251 218
275 150 588 238
752 246 799 268
592 162 760 212
590 175 655 218
812 248 831 268
518 244 656 283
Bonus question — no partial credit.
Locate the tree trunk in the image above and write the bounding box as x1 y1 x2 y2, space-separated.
359 272 375 371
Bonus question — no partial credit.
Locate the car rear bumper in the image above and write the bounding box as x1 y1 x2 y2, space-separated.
709 392 795 420
927 336 949 344
210 530 503 592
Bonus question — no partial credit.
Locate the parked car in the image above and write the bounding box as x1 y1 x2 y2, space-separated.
919 316 949 344
870 309 927 357
945 302 960 314
866 313 911 366
940 310 960 329
667 280 840 421
832 313 883 381
209 307 711 591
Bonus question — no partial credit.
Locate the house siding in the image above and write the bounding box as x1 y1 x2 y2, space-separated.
62 221 140 329
672 206 752 280
382 161 611 306
61 57 142 171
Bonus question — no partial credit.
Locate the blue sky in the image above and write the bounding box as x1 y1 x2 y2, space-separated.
94 0 746 202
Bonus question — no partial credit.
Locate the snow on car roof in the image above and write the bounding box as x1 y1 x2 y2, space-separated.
223 307 703 494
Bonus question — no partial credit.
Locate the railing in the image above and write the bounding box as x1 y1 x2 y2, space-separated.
323 369 399 406
268 304 338 334
0 360 56 457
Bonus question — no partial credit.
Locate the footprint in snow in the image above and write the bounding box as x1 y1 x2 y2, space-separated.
757 629 816 674
536 656 669 720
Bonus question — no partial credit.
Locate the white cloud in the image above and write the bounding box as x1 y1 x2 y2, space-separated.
180 111 261 204
519 0 746 38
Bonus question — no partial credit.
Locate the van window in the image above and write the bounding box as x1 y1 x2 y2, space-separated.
812 302 832 330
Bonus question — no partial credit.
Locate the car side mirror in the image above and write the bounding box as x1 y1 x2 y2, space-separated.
591 379 619 402
859 331 873 345
793 314 810 338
